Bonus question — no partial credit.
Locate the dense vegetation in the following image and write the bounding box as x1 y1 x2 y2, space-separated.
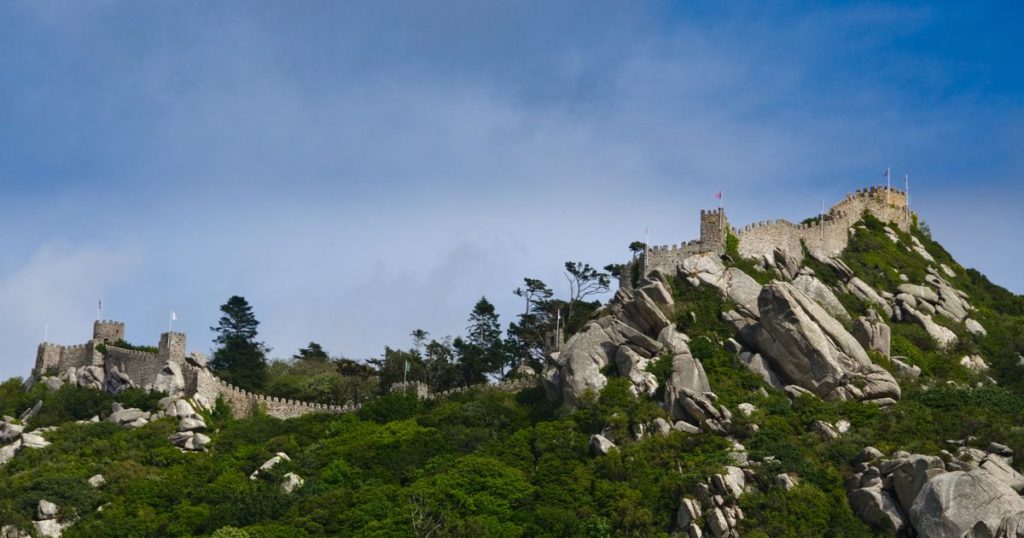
2 215 1023 536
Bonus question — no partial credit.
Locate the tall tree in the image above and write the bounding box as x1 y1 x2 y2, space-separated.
563 262 610 328
508 278 556 371
455 297 507 383
209 296 268 391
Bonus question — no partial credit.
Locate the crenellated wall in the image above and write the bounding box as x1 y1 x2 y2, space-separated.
104 346 169 391
34 321 540 420
639 185 913 278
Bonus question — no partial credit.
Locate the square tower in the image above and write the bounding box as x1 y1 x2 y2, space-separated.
699 208 730 251
93 320 126 344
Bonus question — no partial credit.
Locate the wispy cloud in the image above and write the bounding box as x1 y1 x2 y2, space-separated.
0 2 1020 379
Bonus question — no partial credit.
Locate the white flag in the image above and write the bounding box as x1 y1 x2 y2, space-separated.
171 311 178 321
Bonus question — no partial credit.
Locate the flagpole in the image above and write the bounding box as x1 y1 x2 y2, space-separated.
44 324 48 343
820 199 824 243
905 174 910 226
886 166 891 204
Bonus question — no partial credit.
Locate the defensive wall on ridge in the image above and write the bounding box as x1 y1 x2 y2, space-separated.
33 321 537 420
639 186 912 279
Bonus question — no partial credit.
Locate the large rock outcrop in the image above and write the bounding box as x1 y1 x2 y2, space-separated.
680 252 762 318
851 310 891 358
910 470 1024 537
748 282 900 402
552 279 676 407
793 274 850 322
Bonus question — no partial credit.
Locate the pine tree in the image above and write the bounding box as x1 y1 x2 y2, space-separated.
209 296 268 391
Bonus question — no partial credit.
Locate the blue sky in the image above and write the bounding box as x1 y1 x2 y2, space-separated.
1 1 1022 380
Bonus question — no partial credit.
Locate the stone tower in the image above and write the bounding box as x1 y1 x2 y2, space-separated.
159 332 187 363
93 320 125 344
699 208 730 251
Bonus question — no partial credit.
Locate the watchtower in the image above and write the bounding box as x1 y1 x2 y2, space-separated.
159 332 187 363
699 208 730 251
93 320 126 344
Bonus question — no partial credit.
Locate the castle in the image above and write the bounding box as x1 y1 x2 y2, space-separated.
32 321 534 419
32 321 355 419
634 185 913 281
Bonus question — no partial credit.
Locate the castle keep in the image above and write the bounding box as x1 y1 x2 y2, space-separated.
637 186 912 280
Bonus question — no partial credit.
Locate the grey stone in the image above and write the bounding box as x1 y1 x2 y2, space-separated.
706 507 730 538
0 440 20 464
910 470 1024 538
737 403 756 417
20 401 42 423
36 499 58 520
891 454 946 513
152 360 186 396
996 513 1024 538
657 326 690 356
672 421 700 434
664 345 712 420
281 472 304 494
902 305 958 350
890 356 922 378
32 520 63 538
557 321 617 408
966 319 987 336
851 311 891 358
848 486 907 533
775 473 799 490
615 346 658 398
677 498 702 529
737 352 785 390
20 433 49 449
897 283 939 304
104 367 132 394
651 417 671 436
980 457 1024 493
107 408 150 427
856 446 884 464
0 421 24 444
847 277 893 317
88 474 106 488
178 417 207 432
589 434 616 456
989 442 1014 457
752 282 901 402
41 377 64 392
793 274 850 322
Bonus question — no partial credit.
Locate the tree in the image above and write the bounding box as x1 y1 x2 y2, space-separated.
564 262 610 328
628 241 647 257
508 278 556 371
454 297 507 384
209 296 268 391
211 296 262 346
293 342 330 362
410 329 429 354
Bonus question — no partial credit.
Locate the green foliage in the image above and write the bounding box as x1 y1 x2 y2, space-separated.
210 296 268 391
112 339 159 353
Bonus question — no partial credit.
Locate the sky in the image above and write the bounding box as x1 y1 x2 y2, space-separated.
1 1 1022 380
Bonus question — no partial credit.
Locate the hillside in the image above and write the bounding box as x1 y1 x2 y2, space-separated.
2 187 1024 537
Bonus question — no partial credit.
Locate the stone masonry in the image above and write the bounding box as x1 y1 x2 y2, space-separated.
32 321 535 420
637 185 912 281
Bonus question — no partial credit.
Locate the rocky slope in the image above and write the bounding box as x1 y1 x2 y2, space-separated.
543 213 1024 537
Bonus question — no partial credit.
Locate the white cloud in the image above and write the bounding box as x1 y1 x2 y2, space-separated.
0 244 140 379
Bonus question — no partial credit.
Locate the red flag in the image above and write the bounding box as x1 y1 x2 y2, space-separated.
714 191 722 200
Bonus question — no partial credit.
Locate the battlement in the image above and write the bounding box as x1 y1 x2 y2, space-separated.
93 320 125 343
637 184 915 279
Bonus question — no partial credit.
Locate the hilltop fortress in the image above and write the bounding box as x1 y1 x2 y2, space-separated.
635 185 913 281
31 321 355 419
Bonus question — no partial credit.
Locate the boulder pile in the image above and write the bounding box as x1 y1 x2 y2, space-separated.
848 444 1024 536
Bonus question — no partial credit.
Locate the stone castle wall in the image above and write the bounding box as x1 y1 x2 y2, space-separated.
104 346 170 391
640 185 912 277
735 186 910 263
93 320 125 343
34 321 539 420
